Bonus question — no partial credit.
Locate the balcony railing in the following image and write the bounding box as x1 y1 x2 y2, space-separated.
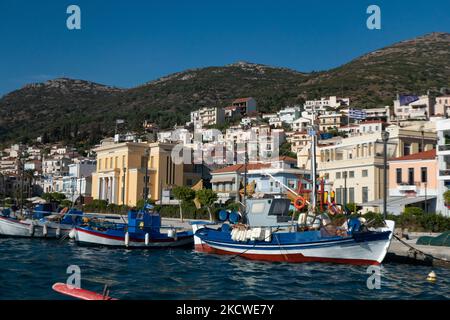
438 145 450 152
439 170 450 177
397 183 417 192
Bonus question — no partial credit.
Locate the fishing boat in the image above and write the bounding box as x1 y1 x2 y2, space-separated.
192 104 395 265
70 204 193 248
193 196 394 265
0 204 84 238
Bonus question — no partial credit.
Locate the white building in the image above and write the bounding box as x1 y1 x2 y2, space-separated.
42 157 72 176
393 94 435 120
435 96 450 117
190 106 225 129
292 118 311 132
436 119 450 216
277 106 301 125
338 121 384 137
304 96 350 112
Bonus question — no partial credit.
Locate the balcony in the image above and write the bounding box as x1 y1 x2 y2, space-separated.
439 170 450 180
397 183 417 192
438 145 450 154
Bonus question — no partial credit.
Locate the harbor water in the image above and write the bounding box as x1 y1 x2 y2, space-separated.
0 237 449 300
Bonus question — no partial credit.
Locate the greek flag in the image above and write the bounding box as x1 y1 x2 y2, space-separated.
348 108 367 120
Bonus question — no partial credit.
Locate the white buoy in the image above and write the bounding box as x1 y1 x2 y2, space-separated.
145 233 150 246
124 232 130 247
427 271 437 282
43 224 48 237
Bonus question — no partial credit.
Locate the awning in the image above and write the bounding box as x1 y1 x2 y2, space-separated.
210 176 236 183
362 196 436 207
361 196 436 215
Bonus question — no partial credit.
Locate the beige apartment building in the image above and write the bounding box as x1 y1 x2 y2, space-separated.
297 125 437 212
92 141 184 206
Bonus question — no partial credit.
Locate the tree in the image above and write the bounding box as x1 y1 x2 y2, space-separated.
196 189 218 222
279 142 297 159
172 186 196 222
42 192 66 203
444 190 450 206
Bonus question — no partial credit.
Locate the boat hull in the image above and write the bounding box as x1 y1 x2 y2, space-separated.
194 221 395 265
72 227 194 248
0 216 72 238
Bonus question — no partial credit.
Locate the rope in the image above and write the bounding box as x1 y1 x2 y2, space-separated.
393 234 449 264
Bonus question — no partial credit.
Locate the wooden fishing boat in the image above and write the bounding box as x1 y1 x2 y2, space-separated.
0 205 84 238
193 197 394 265
70 205 193 248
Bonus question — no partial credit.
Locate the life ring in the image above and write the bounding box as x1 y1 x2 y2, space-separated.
294 196 306 210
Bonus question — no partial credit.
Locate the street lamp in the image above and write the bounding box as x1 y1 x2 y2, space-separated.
381 129 390 219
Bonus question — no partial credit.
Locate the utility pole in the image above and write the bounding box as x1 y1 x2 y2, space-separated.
309 103 318 213
381 129 390 219
19 153 25 214
243 141 248 212
343 171 348 207
122 167 127 206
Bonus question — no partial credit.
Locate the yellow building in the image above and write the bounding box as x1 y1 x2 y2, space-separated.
92 141 184 206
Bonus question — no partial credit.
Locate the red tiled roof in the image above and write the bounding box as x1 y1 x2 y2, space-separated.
360 120 385 124
233 97 253 104
278 156 297 162
389 149 436 161
212 163 272 174
212 156 298 174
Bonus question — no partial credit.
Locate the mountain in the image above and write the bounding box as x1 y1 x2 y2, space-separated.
0 32 449 145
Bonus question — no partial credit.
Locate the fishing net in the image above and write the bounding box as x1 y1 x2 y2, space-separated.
416 231 450 247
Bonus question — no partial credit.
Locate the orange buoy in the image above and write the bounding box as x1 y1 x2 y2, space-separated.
294 196 306 210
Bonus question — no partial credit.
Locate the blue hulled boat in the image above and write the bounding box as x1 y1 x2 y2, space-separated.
70 205 193 248
192 196 394 265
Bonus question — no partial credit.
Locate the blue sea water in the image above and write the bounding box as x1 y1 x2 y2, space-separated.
0 237 449 300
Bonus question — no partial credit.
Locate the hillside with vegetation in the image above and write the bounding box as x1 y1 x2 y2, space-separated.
0 32 449 147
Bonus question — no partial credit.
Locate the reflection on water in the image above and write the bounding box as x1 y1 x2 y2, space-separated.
0 238 449 300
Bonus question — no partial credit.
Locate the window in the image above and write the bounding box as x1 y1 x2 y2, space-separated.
396 168 402 184
336 172 341 179
421 167 428 183
362 187 369 203
288 180 296 189
362 169 368 177
349 188 355 203
403 143 412 156
336 188 342 204
408 168 414 185
349 171 355 178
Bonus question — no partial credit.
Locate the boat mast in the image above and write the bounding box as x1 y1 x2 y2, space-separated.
243 141 248 212
310 104 318 214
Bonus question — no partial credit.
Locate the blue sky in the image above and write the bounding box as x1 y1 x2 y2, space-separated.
0 0 449 96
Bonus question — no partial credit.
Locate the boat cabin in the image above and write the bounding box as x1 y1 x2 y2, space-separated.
245 197 292 227
127 209 161 233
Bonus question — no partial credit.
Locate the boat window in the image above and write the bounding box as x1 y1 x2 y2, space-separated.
269 200 290 216
251 202 266 214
